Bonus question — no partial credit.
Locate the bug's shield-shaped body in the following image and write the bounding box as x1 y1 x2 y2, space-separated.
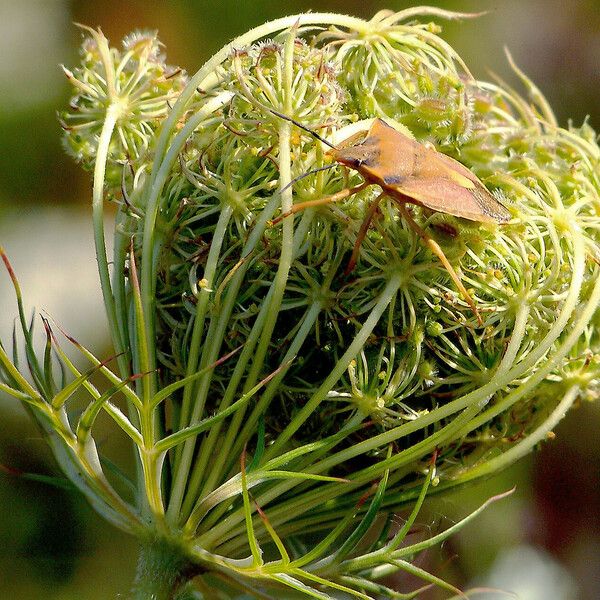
331 119 511 223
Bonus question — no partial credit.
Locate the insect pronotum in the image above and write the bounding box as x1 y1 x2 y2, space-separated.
269 109 511 324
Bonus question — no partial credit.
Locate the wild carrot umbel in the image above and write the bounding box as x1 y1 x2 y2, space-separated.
2 9 599 599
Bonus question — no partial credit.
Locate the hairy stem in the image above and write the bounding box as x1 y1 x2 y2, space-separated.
130 539 198 600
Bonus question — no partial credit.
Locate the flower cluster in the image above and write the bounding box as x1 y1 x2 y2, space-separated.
153 14 600 473
59 26 187 184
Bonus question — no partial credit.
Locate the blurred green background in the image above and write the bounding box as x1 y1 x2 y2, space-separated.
0 1 598 598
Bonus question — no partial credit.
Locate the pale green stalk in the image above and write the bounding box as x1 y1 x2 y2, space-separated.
92 105 128 376
177 27 299 521
185 301 324 534
205 300 323 484
176 204 233 430
166 190 281 521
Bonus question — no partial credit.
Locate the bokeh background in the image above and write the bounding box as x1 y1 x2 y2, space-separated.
1 1 598 598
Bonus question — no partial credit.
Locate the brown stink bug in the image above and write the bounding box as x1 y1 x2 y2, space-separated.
269 110 511 324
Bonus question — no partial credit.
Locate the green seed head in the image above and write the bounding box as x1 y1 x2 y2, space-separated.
44 11 600 597
60 27 187 183
150 16 600 466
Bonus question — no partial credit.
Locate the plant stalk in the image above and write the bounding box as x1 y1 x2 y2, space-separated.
130 539 199 600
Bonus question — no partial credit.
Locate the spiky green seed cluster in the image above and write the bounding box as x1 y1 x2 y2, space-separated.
60 26 187 184
335 12 474 144
224 40 348 142
153 16 600 475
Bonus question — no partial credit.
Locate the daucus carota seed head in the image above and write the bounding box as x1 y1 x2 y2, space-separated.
11 10 595 599
153 13 600 473
60 27 187 182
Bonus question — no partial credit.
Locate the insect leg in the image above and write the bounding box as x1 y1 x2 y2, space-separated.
396 203 483 325
345 191 386 274
270 182 369 225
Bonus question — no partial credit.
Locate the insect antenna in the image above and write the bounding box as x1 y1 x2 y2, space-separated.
266 108 338 150
280 163 338 193
232 51 337 150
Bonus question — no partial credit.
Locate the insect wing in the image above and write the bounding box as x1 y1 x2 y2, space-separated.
390 176 511 223
334 118 511 224
371 121 511 223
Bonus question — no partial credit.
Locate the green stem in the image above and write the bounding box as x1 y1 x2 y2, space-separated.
166 204 234 518
186 302 323 535
112 208 133 380
266 273 403 459
175 286 278 520
91 103 128 376
111 208 146 507
139 92 236 410
130 539 199 600
166 193 280 523
184 217 326 520
239 15 297 394
178 43 297 523
177 204 234 431
217 301 323 477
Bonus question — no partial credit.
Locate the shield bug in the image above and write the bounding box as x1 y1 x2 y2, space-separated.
269 110 511 323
